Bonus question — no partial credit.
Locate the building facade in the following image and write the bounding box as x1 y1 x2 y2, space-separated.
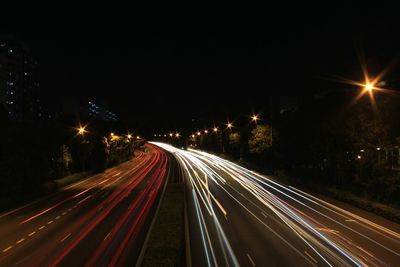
63 97 117 122
0 38 43 122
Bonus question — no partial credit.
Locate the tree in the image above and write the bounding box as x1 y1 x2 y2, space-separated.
229 132 240 146
248 124 273 154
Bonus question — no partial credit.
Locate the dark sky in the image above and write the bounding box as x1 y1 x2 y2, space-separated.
5 3 400 133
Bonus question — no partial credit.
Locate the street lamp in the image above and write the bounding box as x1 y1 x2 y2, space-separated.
78 126 87 136
197 131 201 136
364 82 374 92
169 133 173 137
227 122 233 129
176 133 180 138
127 134 132 139
251 114 260 123
204 129 208 134
110 132 114 137
213 127 218 132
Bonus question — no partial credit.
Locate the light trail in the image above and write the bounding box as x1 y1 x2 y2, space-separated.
152 142 400 267
0 144 170 267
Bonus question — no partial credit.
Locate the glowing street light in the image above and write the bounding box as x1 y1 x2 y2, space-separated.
169 133 173 137
137 135 141 139
251 114 260 123
364 82 374 92
213 127 218 132
127 134 132 139
77 125 87 136
197 131 201 136
175 133 180 138
227 122 233 129
110 132 114 137
191 134 195 138
204 129 208 134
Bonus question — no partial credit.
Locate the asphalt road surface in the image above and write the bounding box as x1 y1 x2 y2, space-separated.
153 142 400 267
0 143 171 267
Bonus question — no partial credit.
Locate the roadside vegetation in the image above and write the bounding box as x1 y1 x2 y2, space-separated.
182 91 400 222
0 107 141 211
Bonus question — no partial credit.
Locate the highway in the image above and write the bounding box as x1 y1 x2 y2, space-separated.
153 142 400 267
0 144 171 267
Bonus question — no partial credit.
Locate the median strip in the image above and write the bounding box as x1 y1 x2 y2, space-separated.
141 184 184 266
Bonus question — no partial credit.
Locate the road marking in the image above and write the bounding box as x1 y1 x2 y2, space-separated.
39 225 45 230
3 246 12 252
16 238 25 244
48 220 53 225
261 212 268 218
304 251 318 264
247 253 256 266
104 232 111 241
317 227 339 234
55 216 61 220
345 219 356 222
211 196 227 217
99 178 110 185
62 212 67 216
60 233 71 243
112 172 121 177
28 231 36 236
78 195 91 204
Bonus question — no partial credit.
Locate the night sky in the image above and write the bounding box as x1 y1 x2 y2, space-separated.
5 3 400 134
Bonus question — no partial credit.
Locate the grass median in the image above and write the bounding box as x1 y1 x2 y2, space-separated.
142 183 185 267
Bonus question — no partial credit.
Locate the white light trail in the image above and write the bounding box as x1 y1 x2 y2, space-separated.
151 142 399 266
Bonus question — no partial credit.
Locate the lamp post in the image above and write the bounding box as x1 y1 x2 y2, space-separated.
76 124 89 172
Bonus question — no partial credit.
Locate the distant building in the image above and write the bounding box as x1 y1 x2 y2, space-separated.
0 38 43 122
63 97 117 122
87 100 117 121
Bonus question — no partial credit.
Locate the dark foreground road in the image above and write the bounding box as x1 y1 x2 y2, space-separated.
153 142 400 267
0 144 171 267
